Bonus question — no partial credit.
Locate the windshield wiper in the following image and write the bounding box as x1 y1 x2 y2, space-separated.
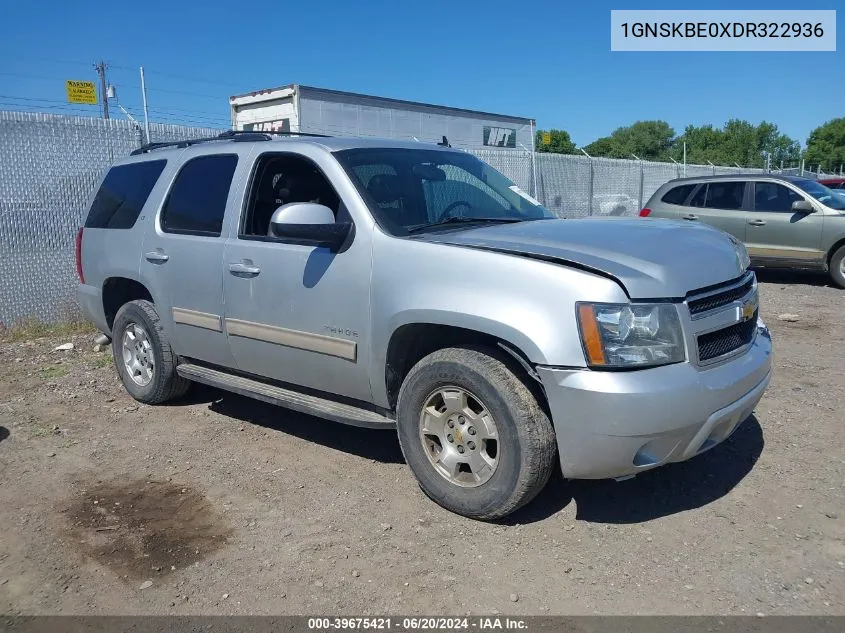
406 217 524 234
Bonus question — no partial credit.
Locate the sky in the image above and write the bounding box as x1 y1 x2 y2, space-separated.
0 0 841 147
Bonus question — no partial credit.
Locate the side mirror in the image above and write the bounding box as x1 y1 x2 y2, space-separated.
791 199 815 213
269 202 352 250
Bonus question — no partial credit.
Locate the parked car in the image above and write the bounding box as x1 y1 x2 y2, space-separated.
642 174 845 287
76 131 771 520
819 177 845 190
593 193 639 216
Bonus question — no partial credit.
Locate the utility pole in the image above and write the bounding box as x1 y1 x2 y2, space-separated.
140 66 151 144
94 61 109 119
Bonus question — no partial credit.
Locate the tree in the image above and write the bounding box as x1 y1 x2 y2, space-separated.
804 118 845 172
673 124 723 164
757 121 801 167
535 128 576 154
583 120 675 161
672 120 800 168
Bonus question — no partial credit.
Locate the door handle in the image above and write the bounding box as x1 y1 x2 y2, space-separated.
228 261 261 277
748 219 767 226
144 250 169 263
682 213 698 221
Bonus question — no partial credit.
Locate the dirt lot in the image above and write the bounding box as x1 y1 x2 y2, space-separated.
1 271 843 616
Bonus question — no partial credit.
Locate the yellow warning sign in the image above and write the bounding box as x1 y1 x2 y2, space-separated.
65 80 97 105
542 132 551 145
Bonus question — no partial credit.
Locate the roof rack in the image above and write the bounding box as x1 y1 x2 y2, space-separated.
130 129 332 155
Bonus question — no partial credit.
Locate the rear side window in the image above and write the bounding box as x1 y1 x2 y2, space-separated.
85 160 166 229
704 181 745 210
161 155 238 236
660 184 696 205
689 184 707 207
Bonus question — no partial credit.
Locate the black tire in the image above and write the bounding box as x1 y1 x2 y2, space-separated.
829 245 845 288
111 299 190 404
396 346 557 521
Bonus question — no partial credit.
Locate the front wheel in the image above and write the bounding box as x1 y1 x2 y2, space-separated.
829 245 845 289
396 347 557 520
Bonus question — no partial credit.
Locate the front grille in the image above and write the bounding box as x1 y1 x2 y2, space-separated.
697 310 758 362
688 276 754 315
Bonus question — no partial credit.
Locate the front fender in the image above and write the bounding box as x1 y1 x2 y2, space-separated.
368 233 628 407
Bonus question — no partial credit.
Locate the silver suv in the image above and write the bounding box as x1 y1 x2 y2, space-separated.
643 174 845 287
76 132 772 520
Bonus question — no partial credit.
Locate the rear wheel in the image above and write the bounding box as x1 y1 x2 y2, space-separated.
829 245 845 288
112 300 190 404
396 346 556 520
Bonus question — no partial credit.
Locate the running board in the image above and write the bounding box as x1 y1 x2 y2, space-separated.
176 363 395 429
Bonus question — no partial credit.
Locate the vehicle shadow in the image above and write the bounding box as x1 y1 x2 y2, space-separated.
0 426 9 443
506 415 764 525
204 390 405 464
172 385 763 524
753 268 833 287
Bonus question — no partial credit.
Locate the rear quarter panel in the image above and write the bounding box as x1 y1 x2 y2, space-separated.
81 154 184 328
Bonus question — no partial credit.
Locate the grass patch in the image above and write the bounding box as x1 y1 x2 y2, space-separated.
59 438 80 449
91 354 114 369
40 366 69 379
0 318 94 344
29 424 55 438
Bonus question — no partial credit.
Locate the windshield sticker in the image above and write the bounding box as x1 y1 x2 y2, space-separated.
509 185 541 206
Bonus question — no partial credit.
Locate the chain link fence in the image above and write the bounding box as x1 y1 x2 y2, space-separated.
472 149 834 219
0 111 220 324
0 110 840 324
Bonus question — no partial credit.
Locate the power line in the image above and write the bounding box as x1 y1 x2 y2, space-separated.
148 111 229 124
0 94 73 104
0 101 99 114
0 53 99 68
149 86 226 100
1 71 226 101
0 71 79 81
0 94 228 125
0 55 244 93
141 68 244 89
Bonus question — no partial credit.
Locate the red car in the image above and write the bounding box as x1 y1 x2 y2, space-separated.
820 178 845 190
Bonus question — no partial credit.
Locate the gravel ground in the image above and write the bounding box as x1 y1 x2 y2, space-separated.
0 271 843 616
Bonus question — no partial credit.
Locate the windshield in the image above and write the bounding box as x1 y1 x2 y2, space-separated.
334 148 554 235
794 179 845 211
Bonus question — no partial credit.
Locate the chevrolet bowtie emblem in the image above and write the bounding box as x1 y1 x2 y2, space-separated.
742 299 756 322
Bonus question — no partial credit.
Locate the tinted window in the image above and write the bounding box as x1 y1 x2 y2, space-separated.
660 184 696 205
689 184 707 207
161 155 238 236
753 182 803 212
704 181 745 210
85 160 166 229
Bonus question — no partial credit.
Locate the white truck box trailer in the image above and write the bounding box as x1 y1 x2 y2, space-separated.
229 84 536 152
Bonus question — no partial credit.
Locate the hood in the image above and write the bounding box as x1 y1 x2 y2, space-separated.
418 218 747 298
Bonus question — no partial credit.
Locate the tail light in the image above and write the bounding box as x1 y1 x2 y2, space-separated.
75 227 85 284
639 208 652 217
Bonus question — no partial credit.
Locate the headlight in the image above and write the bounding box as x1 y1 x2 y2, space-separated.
577 303 686 368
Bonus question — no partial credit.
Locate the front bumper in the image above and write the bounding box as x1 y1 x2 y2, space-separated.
537 319 772 479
